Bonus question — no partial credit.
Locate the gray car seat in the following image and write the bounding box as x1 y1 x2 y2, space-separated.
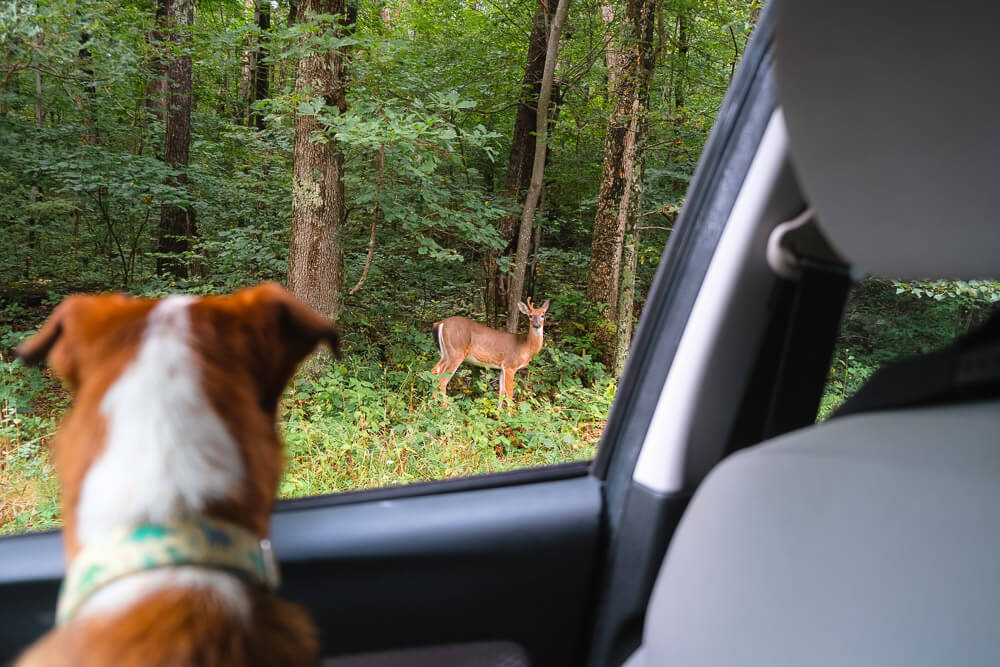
623 0 1000 665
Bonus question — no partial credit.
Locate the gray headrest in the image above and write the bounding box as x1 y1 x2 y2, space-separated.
776 0 1000 279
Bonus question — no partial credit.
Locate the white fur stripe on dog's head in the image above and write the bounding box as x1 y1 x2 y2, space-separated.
76 296 244 548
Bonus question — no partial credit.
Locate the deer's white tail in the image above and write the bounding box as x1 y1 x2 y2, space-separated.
433 321 446 360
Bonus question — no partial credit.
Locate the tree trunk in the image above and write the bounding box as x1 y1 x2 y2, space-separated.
250 0 271 130
288 0 348 325
525 189 544 300
601 5 622 88
157 0 197 279
34 69 43 127
239 0 255 119
78 29 96 144
505 0 571 332
278 0 299 92
484 0 551 327
28 71 42 279
146 0 168 154
674 9 688 114
348 144 384 296
587 0 657 362
613 224 639 376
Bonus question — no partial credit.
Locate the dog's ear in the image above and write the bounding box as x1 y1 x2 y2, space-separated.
15 294 139 389
228 283 342 410
16 303 68 367
248 282 341 360
277 290 342 361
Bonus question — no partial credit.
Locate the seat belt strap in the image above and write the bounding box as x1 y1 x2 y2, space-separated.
763 259 852 438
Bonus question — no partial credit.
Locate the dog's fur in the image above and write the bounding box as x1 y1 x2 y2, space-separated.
14 283 338 667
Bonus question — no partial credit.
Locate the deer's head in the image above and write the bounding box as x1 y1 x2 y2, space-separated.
517 297 551 333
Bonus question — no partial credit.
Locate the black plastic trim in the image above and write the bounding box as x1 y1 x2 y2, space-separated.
0 476 602 666
585 483 691 667
276 459 592 512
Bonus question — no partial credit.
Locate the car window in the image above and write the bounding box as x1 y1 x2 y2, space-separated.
819 278 1000 421
0 0 761 536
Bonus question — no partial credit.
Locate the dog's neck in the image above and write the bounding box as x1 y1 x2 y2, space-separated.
57 515 279 626
70 296 247 551
55 296 269 625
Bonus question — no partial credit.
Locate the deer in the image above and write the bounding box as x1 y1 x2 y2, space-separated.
431 297 551 409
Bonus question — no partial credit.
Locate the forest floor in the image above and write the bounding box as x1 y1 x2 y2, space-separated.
0 296 612 536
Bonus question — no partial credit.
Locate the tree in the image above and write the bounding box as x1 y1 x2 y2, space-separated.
505 0 572 332
484 0 552 327
587 0 658 367
250 0 271 130
287 1 349 323
146 0 168 149
157 0 198 279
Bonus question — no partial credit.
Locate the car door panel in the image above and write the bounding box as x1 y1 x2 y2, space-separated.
0 473 601 666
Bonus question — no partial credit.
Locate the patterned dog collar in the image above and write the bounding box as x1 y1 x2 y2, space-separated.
57 516 280 626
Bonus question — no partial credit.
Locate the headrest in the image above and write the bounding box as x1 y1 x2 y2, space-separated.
775 0 1000 280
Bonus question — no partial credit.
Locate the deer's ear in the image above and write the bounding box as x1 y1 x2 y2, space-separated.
517 301 531 315
539 299 551 312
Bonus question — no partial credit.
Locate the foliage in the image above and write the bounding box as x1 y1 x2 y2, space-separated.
0 270 611 534
0 322 64 535
0 0 760 533
817 278 1000 420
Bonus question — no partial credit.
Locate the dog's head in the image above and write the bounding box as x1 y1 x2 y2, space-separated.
17 283 340 556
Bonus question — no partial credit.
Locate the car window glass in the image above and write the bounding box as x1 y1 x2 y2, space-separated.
0 1 761 536
819 278 1000 420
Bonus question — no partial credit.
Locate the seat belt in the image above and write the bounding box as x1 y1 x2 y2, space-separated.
762 209 853 438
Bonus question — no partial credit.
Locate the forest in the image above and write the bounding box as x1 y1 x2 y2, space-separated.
1 0 996 535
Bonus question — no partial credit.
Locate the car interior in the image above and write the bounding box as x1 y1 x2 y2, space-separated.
1 0 998 665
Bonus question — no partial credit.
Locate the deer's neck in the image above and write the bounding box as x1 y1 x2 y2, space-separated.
524 327 544 356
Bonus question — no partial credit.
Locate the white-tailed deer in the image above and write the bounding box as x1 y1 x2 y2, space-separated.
431 297 551 407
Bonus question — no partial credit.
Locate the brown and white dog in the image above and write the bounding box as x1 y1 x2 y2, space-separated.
13 283 337 667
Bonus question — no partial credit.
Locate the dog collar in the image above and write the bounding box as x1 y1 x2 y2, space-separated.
56 516 280 626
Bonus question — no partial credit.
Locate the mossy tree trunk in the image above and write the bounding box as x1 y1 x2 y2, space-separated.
157 0 198 280
588 0 657 367
288 0 348 330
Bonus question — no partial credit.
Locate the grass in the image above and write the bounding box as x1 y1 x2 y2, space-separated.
0 308 612 536
3 277 995 536
0 353 64 536
279 370 607 497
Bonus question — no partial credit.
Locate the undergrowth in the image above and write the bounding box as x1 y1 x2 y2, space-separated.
6 275 994 535
818 278 1000 420
0 286 613 536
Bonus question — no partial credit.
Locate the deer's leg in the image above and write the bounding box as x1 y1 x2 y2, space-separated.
435 356 464 407
504 366 516 401
499 365 516 413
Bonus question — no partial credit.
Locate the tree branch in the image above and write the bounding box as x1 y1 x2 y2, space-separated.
348 143 384 295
